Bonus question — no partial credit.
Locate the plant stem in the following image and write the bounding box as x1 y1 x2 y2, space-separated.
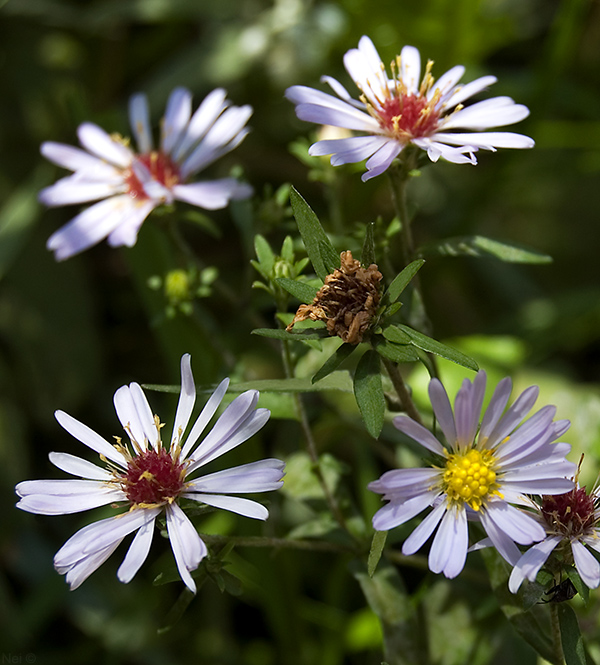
381 357 423 424
550 604 565 665
279 334 350 533
199 533 357 554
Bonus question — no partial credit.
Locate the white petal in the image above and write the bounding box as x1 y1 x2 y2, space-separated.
432 131 534 150
171 353 196 448
117 519 155 583
180 378 230 459
478 508 523 565
166 502 207 593
129 93 153 154
368 467 441 495
571 540 600 589
49 451 112 480
478 377 512 446
508 536 561 593
429 504 468 578
54 410 127 467
483 501 545 545
294 101 378 134
61 541 121 590
362 140 403 181
39 176 124 207
113 384 152 450
188 493 269 520
445 75 498 107
309 136 389 166
173 88 229 162
392 416 445 455
173 179 252 210
46 195 139 260
442 98 530 130
186 458 285 494
161 87 193 156
320 75 364 108
429 65 465 102
41 142 121 178
106 199 156 248
77 122 133 168
412 138 478 165
400 46 421 95
16 485 124 514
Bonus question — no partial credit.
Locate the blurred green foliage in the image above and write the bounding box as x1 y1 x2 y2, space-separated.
1 0 600 663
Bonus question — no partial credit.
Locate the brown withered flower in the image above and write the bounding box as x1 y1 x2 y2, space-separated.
287 251 382 344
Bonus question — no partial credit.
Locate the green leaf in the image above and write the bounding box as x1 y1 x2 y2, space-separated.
361 222 376 267
566 567 589 605
312 342 356 383
354 349 385 438
374 337 420 364
253 234 276 274
397 325 479 371
382 326 412 345
558 604 587 665
275 277 319 304
251 327 329 341
368 531 387 577
382 260 425 306
281 235 294 263
290 187 338 282
419 235 553 264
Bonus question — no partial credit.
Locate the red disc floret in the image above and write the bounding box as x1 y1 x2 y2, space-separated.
541 487 596 536
378 95 439 138
125 151 181 200
123 448 186 506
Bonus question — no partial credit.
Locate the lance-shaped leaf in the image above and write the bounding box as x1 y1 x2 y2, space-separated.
253 234 275 276
361 222 376 267
354 349 385 438
290 187 338 281
252 327 329 341
397 325 478 371
312 342 357 383
419 235 552 264
558 604 587 665
382 260 425 306
368 530 387 578
566 567 589 606
275 277 319 304
374 337 421 364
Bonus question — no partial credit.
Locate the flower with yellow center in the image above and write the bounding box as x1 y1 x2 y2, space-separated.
369 371 575 579
286 36 534 181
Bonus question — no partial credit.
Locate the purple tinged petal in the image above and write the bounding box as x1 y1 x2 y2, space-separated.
392 416 445 455
429 504 468 578
77 122 133 168
16 481 125 514
105 199 155 249
478 508 523 565
508 536 561 593
428 378 457 445
431 131 534 150
362 140 403 181
48 451 112 480
483 501 545 546
174 88 229 162
40 141 120 177
39 177 125 207
191 493 270 520
485 385 539 449
402 500 447 556
185 458 285 494
173 179 252 210
372 492 437 531
495 405 556 464
161 87 192 156
309 136 389 165
54 410 127 467
572 540 600 589
368 467 441 495
441 97 530 131
479 377 512 445
60 541 121 590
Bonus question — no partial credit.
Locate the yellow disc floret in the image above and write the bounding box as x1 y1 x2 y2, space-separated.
442 448 501 511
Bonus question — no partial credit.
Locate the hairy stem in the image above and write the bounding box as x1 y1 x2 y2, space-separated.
381 356 423 424
550 604 565 665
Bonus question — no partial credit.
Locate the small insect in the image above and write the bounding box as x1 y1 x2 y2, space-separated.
543 578 578 604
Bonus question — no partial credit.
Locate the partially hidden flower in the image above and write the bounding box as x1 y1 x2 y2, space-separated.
286 36 534 181
40 88 253 260
368 371 575 578
286 250 382 344
16 354 284 592
509 474 600 593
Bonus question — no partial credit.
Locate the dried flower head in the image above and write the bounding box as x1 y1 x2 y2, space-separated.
287 251 382 344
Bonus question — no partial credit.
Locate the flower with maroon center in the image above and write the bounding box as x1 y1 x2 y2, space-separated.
286 36 534 181
15 354 285 592
39 87 253 260
509 475 600 593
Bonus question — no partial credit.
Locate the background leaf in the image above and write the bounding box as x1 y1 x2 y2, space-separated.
353 349 385 438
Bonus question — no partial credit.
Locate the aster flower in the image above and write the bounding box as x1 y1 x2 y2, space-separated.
39 87 253 260
368 371 575 578
16 354 284 592
286 36 534 181
509 476 600 593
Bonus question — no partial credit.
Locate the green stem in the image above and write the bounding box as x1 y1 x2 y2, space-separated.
199 533 357 554
381 357 423 424
550 604 565 665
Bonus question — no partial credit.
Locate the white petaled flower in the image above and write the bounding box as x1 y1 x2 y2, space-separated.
509 480 600 593
286 36 534 181
368 371 576 578
16 354 284 592
39 87 253 260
